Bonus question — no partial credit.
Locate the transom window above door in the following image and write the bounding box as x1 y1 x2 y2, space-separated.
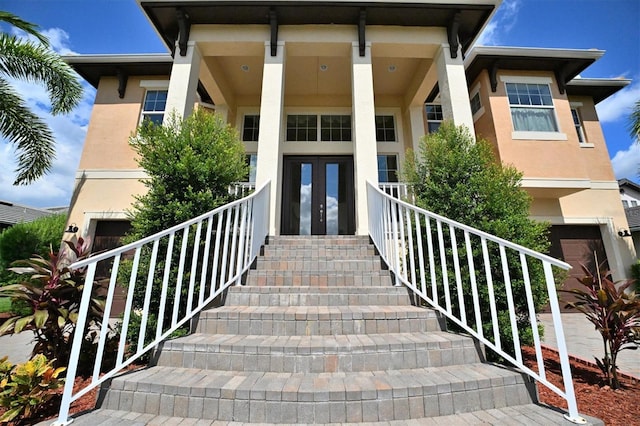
286 114 352 142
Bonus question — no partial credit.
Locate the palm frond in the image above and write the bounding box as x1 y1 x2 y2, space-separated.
0 78 55 185
629 99 640 142
0 33 82 114
0 11 49 45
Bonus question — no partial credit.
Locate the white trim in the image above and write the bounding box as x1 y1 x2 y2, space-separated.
569 101 584 108
530 215 610 225
75 169 149 179
82 211 129 241
521 178 619 190
579 143 595 148
139 79 170 89
500 75 553 84
512 131 567 141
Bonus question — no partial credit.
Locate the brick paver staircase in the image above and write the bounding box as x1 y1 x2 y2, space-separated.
79 236 595 425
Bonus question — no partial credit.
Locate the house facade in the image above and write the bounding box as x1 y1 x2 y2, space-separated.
65 0 635 279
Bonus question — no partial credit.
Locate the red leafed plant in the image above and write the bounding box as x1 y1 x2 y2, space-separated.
0 238 106 369
561 260 640 389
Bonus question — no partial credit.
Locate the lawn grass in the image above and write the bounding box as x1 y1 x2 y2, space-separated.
0 297 11 313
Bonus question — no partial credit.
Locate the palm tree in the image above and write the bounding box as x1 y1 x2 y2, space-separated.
0 11 83 185
630 99 640 143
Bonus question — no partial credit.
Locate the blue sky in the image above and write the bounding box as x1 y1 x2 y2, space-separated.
1 0 639 208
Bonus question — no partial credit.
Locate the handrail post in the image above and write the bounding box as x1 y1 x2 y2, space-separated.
543 263 586 424
52 263 97 426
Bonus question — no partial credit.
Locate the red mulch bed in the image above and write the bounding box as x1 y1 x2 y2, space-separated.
2 349 638 425
522 346 640 426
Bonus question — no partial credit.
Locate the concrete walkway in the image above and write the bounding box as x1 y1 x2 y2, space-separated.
539 312 639 378
0 330 33 363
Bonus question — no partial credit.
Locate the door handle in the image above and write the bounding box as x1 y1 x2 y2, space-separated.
319 203 324 223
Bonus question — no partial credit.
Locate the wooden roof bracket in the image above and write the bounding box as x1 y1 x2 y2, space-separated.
358 9 366 57
270 9 278 57
447 11 461 59
555 64 568 94
117 68 128 99
489 61 498 92
176 8 191 57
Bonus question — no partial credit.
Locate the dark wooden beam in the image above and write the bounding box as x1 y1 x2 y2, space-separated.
555 63 569 94
447 11 461 59
489 61 498 92
358 9 366 57
270 9 278 57
176 8 191 57
117 69 128 99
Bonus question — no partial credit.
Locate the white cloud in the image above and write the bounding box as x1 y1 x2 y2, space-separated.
611 142 640 181
476 0 521 46
596 81 640 124
0 27 95 208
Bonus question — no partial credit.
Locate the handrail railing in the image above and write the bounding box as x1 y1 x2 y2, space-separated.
53 181 270 425
379 182 415 204
366 181 585 424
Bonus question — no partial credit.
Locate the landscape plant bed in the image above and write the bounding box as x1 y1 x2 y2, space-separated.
522 345 640 426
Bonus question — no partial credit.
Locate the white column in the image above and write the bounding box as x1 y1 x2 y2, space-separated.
435 44 475 138
408 105 426 152
352 42 379 236
255 41 285 236
165 41 202 119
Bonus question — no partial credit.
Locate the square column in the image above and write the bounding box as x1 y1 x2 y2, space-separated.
352 42 379 236
408 105 427 152
165 41 202 119
255 41 285 236
435 44 475 138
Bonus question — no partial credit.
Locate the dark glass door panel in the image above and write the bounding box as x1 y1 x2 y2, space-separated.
281 156 355 235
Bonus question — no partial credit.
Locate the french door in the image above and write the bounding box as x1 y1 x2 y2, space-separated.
281 156 355 235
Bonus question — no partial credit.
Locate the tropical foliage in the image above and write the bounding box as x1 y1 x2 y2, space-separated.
0 238 105 368
0 354 65 422
561 262 640 389
404 122 551 353
629 99 640 142
0 11 83 184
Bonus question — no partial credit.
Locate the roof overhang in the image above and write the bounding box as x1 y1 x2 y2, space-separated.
464 46 605 94
64 54 173 89
566 78 631 104
65 54 214 103
138 0 500 55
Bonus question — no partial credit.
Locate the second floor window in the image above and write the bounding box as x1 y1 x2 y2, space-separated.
141 90 167 125
375 115 396 142
286 114 352 142
425 104 442 133
506 83 558 132
571 108 586 144
243 115 260 141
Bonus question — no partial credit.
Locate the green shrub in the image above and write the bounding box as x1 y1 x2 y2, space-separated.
0 213 67 286
630 259 640 290
404 122 551 354
0 354 65 422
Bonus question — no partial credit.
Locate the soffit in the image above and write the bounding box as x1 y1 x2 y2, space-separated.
139 1 496 55
566 78 631 104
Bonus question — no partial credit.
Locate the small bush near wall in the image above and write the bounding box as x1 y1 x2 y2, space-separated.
631 260 640 291
404 122 551 355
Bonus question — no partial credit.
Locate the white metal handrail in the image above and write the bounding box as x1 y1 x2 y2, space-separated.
53 181 270 426
379 182 415 204
229 181 256 198
366 181 585 424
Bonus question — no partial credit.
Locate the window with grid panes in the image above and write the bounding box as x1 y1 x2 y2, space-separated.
286 115 318 141
506 83 558 132
141 90 167 125
320 115 351 141
243 115 260 142
571 108 587 144
425 104 443 133
375 115 396 142
377 155 398 183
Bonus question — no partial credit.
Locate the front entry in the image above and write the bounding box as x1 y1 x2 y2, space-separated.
281 156 355 235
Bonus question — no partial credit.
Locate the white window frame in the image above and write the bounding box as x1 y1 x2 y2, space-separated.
425 103 443 134
500 75 567 141
139 80 170 125
469 83 485 122
242 114 260 142
570 102 594 148
284 113 353 142
375 115 397 142
377 154 399 183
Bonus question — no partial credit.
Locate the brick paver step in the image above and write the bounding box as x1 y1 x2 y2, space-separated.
244 270 392 287
195 305 445 335
266 236 372 246
254 258 385 272
101 363 536 422
156 331 483 372
57 404 604 426
225 285 411 306
261 246 378 259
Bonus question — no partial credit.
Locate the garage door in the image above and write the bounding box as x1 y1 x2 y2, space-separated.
548 225 608 311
